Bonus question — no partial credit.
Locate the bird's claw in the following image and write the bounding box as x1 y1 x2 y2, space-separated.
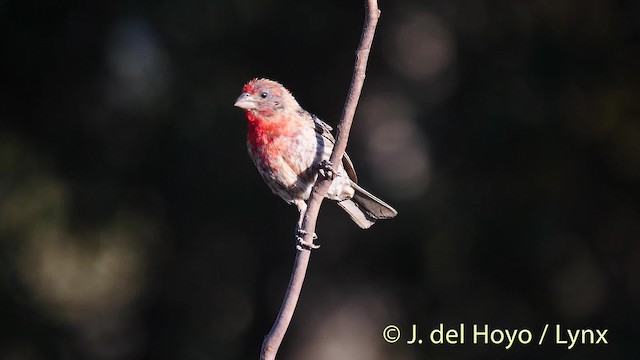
296 229 320 251
317 160 335 180
296 228 318 240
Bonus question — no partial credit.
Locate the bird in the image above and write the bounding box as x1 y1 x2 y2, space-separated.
234 78 397 249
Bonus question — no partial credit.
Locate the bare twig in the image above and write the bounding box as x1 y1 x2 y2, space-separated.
260 1 381 359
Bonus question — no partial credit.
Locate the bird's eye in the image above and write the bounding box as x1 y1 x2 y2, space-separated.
260 92 268 98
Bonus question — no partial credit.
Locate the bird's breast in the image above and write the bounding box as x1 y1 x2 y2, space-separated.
248 121 323 191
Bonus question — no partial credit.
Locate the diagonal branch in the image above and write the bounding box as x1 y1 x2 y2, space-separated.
260 1 381 359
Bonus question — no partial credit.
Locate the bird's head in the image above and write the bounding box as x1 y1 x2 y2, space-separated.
234 78 299 118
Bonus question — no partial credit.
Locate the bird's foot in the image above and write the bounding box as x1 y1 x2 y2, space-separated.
295 228 320 251
316 160 335 180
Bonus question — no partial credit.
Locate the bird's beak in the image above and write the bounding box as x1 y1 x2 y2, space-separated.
234 92 257 110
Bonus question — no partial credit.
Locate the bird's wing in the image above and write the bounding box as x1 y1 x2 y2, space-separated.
311 113 335 142
341 152 358 183
311 113 358 183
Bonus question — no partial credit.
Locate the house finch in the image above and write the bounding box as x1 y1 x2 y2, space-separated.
234 78 397 248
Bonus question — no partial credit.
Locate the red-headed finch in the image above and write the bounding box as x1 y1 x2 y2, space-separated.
234 78 397 248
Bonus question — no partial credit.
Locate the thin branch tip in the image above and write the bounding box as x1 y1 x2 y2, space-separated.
260 1 381 359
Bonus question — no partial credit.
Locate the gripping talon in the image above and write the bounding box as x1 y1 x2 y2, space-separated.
295 229 320 251
317 160 335 180
296 228 318 240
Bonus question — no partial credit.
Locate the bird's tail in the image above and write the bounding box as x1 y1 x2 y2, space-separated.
337 182 398 229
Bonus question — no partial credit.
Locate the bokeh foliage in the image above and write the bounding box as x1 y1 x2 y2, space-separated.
1 0 638 359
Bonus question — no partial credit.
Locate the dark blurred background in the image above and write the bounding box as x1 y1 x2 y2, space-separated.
1 0 639 359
